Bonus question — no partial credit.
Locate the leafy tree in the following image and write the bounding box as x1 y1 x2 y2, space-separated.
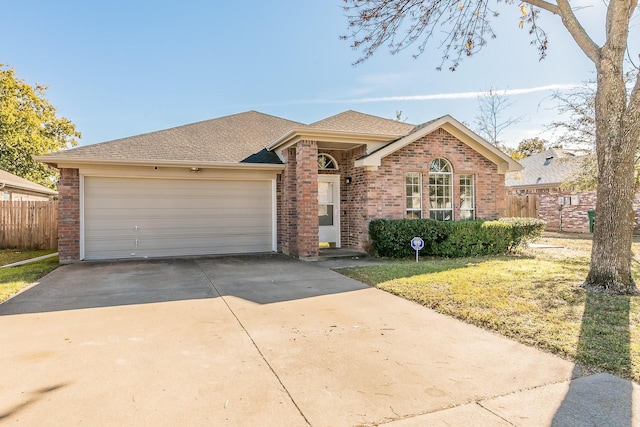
511 137 550 160
474 88 523 151
342 0 640 295
0 65 80 188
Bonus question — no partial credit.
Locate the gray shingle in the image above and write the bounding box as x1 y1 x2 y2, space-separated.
309 110 415 135
38 111 303 164
505 148 583 188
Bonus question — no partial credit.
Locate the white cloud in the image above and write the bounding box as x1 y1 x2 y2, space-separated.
270 83 582 106
340 84 582 103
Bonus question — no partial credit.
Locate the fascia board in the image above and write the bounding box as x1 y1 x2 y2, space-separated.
35 157 285 171
354 115 522 173
267 128 399 152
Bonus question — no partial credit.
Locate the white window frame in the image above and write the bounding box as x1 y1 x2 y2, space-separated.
405 172 422 219
459 174 475 220
429 158 453 221
318 153 339 171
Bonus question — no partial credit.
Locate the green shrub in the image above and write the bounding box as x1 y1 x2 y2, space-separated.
368 217 546 258
368 219 446 258
497 217 546 247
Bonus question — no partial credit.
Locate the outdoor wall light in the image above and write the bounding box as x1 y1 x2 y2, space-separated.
345 177 352 184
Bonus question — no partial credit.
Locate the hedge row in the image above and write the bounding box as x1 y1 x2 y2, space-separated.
368 217 546 258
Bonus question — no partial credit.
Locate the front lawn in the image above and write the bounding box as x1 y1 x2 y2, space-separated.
338 234 640 382
0 249 59 303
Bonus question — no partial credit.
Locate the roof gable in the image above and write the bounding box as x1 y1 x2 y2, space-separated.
355 115 521 174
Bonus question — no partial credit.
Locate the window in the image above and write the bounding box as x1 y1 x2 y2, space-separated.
429 158 453 221
318 181 334 226
405 172 422 219
318 153 338 170
459 175 475 220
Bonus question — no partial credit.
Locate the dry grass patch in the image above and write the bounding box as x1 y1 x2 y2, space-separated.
339 234 640 382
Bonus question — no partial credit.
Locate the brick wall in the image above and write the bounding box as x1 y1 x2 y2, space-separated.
353 129 506 251
57 168 80 263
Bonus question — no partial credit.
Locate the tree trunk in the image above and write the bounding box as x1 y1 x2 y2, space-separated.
583 45 639 295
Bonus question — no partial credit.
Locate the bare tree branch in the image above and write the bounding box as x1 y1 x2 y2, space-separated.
522 0 560 15
554 0 601 63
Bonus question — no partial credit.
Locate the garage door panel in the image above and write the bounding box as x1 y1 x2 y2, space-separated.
83 177 274 260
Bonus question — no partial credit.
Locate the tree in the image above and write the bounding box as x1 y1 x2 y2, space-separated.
342 0 640 295
0 65 80 188
548 74 640 191
474 88 523 151
511 137 550 160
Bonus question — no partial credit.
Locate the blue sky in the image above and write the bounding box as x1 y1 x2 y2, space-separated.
2 1 636 149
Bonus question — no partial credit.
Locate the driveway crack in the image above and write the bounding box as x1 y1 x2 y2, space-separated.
197 262 311 426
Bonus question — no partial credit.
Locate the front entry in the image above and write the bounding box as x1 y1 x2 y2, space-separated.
318 175 340 248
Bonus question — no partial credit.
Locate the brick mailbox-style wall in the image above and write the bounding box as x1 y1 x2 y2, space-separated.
538 189 640 234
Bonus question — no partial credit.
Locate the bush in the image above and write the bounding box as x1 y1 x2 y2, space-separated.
496 217 546 247
368 219 446 258
368 217 546 258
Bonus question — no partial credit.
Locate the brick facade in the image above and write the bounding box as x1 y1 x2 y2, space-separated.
57 168 80 263
278 128 508 255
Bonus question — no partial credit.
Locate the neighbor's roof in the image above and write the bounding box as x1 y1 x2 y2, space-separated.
0 169 57 196
505 148 583 188
37 111 303 167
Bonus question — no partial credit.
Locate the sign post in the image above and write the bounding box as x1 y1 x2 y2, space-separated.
410 237 424 263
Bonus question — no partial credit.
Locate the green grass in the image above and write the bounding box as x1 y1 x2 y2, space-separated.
0 249 59 303
339 235 640 382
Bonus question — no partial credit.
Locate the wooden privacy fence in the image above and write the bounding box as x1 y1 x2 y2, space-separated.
507 194 539 218
0 201 58 250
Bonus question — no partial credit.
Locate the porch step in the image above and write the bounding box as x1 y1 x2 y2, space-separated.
318 248 367 260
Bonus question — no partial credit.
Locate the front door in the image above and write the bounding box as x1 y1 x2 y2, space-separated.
318 175 340 248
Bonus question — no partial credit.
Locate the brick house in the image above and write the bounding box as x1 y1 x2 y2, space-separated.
506 148 640 233
37 110 519 263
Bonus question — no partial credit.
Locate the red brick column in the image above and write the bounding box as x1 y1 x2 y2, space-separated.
295 140 319 259
58 168 80 263
280 148 298 255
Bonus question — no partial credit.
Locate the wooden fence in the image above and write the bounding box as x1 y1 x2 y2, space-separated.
0 201 58 250
507 194 539 218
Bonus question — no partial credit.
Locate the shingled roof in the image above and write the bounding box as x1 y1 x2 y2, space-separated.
505 148 583 188
38 111 303 165
309 110 415 135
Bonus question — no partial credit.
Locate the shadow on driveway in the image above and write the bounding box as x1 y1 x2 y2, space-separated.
552 292 635 426
0 254 368 316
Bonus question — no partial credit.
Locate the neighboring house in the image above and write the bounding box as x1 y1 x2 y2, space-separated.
0 169 58 201
505 148 639 233
36 110 520 263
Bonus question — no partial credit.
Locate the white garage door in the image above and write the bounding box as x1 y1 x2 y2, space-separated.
83 177 274 260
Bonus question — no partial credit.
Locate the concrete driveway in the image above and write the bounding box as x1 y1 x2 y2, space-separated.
1 254 638 426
